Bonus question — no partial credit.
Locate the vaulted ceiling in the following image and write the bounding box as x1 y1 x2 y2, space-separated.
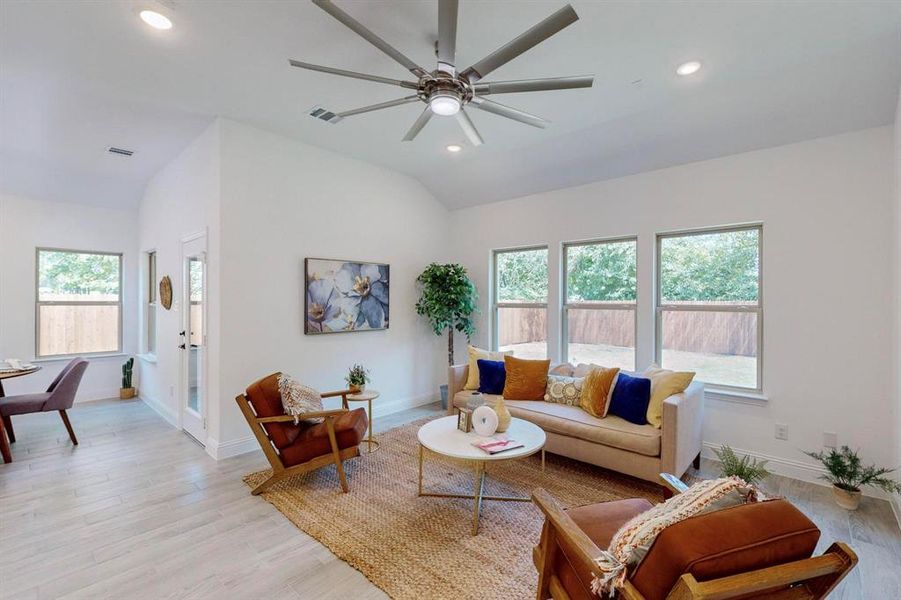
2 1 900 209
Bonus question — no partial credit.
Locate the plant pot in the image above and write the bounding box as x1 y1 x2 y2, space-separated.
349 384 365 394
832 485 862 510
119 387 136 400
439 384 449 410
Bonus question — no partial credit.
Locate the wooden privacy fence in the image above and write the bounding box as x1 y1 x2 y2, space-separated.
38 305 119 356
498 307 757 357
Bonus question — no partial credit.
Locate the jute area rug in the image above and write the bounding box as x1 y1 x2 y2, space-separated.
244 418 663 600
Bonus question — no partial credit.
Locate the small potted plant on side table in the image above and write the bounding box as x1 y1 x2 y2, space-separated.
120 357 136 399
805 445 901 510
346 364 370 394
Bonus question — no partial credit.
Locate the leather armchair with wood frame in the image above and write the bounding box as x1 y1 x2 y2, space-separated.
532 475 858 600
236 372 368 495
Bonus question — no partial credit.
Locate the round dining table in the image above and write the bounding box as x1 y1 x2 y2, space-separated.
0 366 42 463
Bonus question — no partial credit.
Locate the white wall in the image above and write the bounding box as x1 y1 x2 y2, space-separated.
894 88 901 476
215 119 449 451
450 126 897 479
137 121 221 431
0 192 138 401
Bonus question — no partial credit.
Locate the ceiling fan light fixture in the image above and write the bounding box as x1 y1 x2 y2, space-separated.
139 10 173 30
429 91 461 116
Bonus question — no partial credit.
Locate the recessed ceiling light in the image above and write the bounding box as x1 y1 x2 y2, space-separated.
446 144 462 153
676 60 702 76
139 10 173 30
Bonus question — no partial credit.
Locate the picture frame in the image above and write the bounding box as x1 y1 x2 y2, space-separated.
304 258 390 335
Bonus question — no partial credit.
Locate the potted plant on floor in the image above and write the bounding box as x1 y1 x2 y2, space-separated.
415 263 479 409
804 446 901 510
713 445 770 486
120 357 136 399
345 364 370 393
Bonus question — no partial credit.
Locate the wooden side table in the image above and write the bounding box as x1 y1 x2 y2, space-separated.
346 390 379 453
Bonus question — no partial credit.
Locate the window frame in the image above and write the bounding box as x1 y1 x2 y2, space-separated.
146 250 157 356
654 223 763 393
35 247 124 359
562 236 638 370
491 245 549 354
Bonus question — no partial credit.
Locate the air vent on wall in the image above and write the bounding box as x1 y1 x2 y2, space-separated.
107 146 134 156
308 105 343 124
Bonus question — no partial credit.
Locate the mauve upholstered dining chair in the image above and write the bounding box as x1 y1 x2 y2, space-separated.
0 358 88 463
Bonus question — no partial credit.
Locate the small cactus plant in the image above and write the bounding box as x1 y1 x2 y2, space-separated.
121 357 134 389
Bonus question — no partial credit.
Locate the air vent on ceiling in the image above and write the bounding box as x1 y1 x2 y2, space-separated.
308 106 343 124
107 146 134 156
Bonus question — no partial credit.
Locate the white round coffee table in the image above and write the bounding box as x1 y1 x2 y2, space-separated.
416 415 546 535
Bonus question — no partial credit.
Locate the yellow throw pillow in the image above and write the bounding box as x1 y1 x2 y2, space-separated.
502 356 551 400
465 346 511 390
644 365 695 428
579 367 620 417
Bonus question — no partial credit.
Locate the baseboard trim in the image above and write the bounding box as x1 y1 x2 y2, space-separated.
701 442 896 502
370 391 438 419
139 393 178 427
206 435 258 460
74 387 121 404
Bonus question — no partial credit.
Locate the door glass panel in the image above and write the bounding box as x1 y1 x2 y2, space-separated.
187 257 204 413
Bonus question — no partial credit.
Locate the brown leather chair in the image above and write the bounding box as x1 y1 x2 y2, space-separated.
235 372 368 495
532 477 857 600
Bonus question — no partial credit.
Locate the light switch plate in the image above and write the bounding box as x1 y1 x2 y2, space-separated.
775 423 789 441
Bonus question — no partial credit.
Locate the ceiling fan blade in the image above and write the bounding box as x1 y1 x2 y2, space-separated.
312 0 428 78
470 97 548 128
338 96 421 118
460 4 579 83
437 0 459 74
473 75 593 95
402 107 433 141
455 109 484 146
289 60 419 89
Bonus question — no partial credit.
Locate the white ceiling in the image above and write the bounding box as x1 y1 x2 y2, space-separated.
2 0 900 209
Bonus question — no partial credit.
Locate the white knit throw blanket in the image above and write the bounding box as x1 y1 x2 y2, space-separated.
590 477 760 597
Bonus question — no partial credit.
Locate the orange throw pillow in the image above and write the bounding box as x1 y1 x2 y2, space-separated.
503 356 551 400
580 366 620 417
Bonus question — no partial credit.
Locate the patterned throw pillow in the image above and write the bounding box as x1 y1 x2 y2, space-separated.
544 375 584 406
277 373 324 424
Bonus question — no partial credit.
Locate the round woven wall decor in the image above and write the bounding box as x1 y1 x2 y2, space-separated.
159 275 173 310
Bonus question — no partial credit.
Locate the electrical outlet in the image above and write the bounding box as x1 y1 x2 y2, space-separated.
775 423 789 441
823 431 837 449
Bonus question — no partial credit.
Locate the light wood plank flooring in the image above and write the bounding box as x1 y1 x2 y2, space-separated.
1 399 898 599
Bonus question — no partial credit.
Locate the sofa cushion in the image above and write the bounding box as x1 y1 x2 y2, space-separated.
552 498 654 600
608 373 652 425
477 359 506 394
279 407 368 467
503 356 550 400
631 499 820 600
452 391 661 456
644 366 695 429
465 346 511 390
579 366 619 417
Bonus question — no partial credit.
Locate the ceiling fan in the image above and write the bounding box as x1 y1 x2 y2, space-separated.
291 0 594 146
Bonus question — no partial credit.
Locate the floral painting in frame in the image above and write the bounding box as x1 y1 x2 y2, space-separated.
304 258 389 334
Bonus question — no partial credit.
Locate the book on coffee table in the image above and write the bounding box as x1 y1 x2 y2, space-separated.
472 438 525 455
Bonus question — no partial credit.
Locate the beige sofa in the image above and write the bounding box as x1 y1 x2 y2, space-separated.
448 364 704 485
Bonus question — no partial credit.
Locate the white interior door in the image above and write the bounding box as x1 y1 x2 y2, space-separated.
181 233 207 444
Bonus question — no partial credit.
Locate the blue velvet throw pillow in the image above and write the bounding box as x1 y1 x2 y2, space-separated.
477 359 506 395
608 372 652 425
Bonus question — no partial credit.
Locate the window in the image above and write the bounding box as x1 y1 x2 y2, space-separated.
563 238 637 370
146 251 157 355
493 247 548 359
36 248 122 358
656 225 762 391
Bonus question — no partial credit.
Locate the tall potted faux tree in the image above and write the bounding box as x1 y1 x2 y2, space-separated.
415 263 478 408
